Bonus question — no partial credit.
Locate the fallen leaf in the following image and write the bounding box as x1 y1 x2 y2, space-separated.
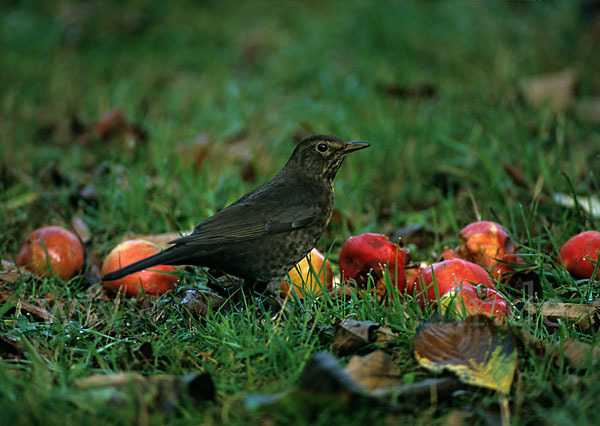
513 326 600 369
520 69 577 112
245 351 374 415
70 215 92 244
73 372 214 414
522 302 599 329
374 326 399 346
1 260 30 283
181 289 227 317
560 338 600 369
176 133 213 170
94 108 147 148
345 350 403 391
0 286 55 322
331 318 380 355
0 335 25 359
414 315 517 394
553 193 600 218
576 97 600 123
503 163 529 188
377 82 438 99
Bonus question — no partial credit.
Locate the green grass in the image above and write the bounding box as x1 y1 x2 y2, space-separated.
1 1 600 424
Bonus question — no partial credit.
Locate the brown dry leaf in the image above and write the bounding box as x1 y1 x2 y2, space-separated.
1 260 30 283
177 133 213 170
332 318 380 355
181 289 227 317
70 215 92 244
94 108 147 148
74 372 214 414
561 339 600 369
0 285 55 322
414 315 517 394
520 68 577 112
345 350 403 391
0 335 25 359
376 82 438 99
522 302 599 329
576 97 600 123
512 326 600 369
374 326 399 346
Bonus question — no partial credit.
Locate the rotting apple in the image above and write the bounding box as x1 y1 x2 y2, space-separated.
558 230 600 279
404 261 429 295
16 226 84 281
339 233 410 291
458 221 520 281
412 258 495 305
281 248 333 298
439 283 510 323
102 239 178 298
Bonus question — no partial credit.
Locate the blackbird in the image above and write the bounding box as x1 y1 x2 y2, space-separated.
102 135 370 292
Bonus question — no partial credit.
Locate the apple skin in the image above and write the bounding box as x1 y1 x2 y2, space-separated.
458 221 519 281
101 240 178 298
440 283 510 323
558 230 600 279
280 248 333 298
339 233 410 291
16 226 84 280
413 258 494 304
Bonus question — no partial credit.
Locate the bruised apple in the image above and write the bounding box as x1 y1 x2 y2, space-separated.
281 248 333 298
102 240 178 298
339 233 410 290
440 283 510 323
16 226 84 280
558 230 600 279
413 258 494 304
458 221 519 281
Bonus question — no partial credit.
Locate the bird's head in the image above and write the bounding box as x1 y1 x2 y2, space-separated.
286 135 370 182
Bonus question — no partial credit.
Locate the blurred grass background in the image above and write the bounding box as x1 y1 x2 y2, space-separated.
1 1 600 424
2 0 598 253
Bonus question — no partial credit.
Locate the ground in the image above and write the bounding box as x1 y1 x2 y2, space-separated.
1 1 599 424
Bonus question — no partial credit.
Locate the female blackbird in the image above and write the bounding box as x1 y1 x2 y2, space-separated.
102 135 369 292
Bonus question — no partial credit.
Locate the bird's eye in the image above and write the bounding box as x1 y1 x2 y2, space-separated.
316 143 328 153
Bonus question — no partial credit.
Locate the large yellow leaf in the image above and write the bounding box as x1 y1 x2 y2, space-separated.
414 315 517 394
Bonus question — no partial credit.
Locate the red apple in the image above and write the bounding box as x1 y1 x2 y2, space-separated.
413 258 494 304
558 230 600 279
458 221 519 281
16 226 84 280
405 261 429 295
439 283 510 323
281 248 333 298
339 233 410 290
102 239 178 298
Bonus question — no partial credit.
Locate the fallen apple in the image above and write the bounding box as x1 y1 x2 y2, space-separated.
458 221 519 281
339 233 410 291
16 226 84 281
102 239 178 298
413 258 495 304
558 230 600 279
281 248 333 298
404 261 429 295
440 283 510 323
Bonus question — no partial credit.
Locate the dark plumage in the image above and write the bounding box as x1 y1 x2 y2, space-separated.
102 135 369 292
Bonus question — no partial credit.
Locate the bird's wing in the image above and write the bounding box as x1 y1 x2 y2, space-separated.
169 199 320 246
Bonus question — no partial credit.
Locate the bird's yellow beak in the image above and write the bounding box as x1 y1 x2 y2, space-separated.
342 141 370 153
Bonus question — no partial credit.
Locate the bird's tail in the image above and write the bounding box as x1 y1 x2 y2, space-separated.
101 246 188 281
